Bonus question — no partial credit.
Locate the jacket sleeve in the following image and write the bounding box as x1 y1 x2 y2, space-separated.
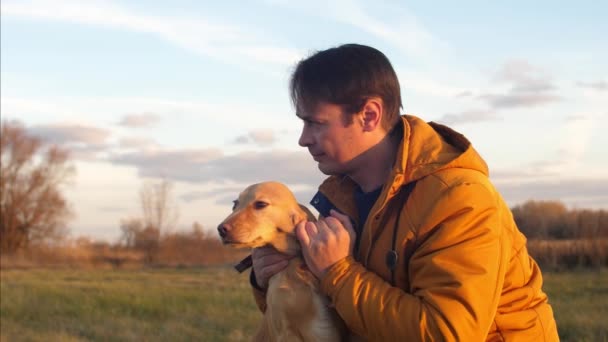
320 182 509 341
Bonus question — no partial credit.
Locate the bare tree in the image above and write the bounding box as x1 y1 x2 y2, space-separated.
140 178 179 235
0 121 74 254
191 221 205 239
119 179 178 263
119 217 143 248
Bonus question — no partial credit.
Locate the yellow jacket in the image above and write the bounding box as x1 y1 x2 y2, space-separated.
253 115 559 341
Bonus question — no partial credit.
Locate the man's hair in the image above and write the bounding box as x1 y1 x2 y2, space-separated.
289 44 403 130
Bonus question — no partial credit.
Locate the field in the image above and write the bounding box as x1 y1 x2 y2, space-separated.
1 267 606 342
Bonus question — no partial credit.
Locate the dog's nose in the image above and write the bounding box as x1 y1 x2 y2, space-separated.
217 224 230 238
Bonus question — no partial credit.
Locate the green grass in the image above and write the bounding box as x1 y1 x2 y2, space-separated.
1 267 606 341
543 269 608 342
0 267 259 341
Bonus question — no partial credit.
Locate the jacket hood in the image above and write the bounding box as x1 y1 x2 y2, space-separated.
396 115 489 186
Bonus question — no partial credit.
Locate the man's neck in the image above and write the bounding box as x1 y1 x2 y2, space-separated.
348 128 401 193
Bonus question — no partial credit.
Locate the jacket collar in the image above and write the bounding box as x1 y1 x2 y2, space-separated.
314 115 489 220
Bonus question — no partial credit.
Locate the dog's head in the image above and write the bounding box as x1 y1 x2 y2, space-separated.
217 181 315 255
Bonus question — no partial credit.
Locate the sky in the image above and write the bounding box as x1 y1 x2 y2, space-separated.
2 0 607 241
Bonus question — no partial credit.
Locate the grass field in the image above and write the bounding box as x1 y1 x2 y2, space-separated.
1 267 606 341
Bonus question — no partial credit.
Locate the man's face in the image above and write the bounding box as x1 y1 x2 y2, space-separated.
297 102 364 175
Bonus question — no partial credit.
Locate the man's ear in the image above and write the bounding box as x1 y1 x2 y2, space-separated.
360 97 383 132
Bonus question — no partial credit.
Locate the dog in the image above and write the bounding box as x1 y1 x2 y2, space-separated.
217 181 346 341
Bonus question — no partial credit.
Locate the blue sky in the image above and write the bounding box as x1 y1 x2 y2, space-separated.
2 0 607 241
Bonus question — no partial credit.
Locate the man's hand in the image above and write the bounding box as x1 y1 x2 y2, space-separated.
296 209 356 279
251 246 292 289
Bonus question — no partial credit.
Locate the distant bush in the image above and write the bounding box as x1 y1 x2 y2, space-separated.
512 200 608 240
527 239 608 271
0 227 247 270
511 200 608 270
0 238 141 269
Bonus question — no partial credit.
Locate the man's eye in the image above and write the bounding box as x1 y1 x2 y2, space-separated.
232 200 239 210
254 201 269 209
303 119 322 126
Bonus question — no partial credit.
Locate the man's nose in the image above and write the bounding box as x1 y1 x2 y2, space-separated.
298 126 312 147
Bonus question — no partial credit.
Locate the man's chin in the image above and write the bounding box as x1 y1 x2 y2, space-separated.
317 163 341 176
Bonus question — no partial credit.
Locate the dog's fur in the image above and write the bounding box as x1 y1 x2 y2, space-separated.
218 181 346 341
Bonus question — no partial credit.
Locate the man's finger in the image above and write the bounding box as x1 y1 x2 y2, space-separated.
330 209 355 233
305 221 320 236
296 221 311 247
322 216 342 232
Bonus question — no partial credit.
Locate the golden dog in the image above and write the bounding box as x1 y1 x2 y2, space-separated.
217 181 346 341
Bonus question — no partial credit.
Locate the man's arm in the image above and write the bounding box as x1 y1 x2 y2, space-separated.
317 183 509 341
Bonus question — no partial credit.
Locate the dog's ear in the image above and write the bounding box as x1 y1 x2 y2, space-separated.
300 204 317 222
292 204 316 225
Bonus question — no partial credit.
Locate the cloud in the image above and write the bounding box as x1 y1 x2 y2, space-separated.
492 60 554 90
30 123 110 145
264 0 442 57
111 147 223 179
491 167 560 182
455 90 473 98
118 113 161 128
118 137 159 150
232 129 277 146
27 123 112 159
496 178 608 209
576 80 607 91
564 114 588 122
326 2 438 57
479 60 562 109
398 70 469 98
478 93 561 109
98 206 128 213
110 148 325 186
1 0 303 68
556 114 594 163
180 185 248 203
492 157 608 209
0 95 296 130
436 109 500 125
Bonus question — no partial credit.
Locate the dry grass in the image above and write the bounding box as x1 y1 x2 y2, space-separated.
0 235 249 270
528 239 608 270
0 244 143 270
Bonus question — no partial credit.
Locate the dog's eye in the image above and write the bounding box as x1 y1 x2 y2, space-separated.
254 201 269 210
232 200 239 210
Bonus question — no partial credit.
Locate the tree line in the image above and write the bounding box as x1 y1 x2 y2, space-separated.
512 200 608 240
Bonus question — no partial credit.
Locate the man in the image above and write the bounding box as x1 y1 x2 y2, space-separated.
250 44 559 341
